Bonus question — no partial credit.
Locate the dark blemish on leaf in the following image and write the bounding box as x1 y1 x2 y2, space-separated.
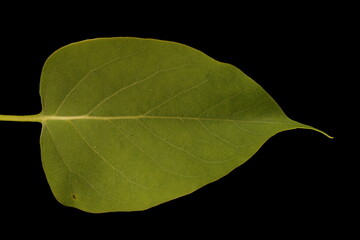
72 194 77 200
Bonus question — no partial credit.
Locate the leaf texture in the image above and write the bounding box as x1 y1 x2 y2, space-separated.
38 37 322 212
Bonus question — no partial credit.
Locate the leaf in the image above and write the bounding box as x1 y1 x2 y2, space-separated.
0 37 331 213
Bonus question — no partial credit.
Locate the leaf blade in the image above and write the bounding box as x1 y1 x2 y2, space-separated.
39 37 326 212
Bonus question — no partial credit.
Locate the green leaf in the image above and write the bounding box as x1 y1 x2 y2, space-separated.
0 37 331 213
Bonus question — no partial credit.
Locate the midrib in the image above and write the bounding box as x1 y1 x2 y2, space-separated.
0 114 292 124
0 113 332 138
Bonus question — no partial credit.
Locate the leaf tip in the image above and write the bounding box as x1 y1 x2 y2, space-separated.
316 129 334 139
297 124 334 139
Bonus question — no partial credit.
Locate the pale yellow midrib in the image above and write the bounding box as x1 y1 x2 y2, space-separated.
0 113 292 124
45 114 238 122
0 113 333 138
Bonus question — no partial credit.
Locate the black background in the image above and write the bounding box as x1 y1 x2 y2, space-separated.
0 3 350 237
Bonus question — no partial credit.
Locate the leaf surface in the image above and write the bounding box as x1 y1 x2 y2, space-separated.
37 37 324 212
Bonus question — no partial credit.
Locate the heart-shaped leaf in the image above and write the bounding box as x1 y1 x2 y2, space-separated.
0 38 330 212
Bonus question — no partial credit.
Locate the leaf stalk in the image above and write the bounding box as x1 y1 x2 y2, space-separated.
0 114 43 122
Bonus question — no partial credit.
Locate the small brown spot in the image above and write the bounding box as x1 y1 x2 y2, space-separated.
72 194 77 200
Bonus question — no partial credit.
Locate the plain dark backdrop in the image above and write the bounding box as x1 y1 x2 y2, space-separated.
0 3 349 237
